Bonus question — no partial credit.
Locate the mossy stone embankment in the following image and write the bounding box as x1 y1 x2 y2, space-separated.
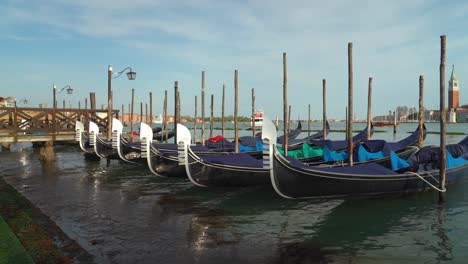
0 177 94 263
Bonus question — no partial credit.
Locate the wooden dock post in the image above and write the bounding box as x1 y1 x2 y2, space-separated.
308 104 311 136
140 102 143 122
210 94 214 138
90 93 96 110
347 42 354 166
234 70 239 153
130 88 134 135
121 104 124 122
345 107 348 140
107 65 113 140
174 81 179 144
201 71 206 145
283 52 288 155
251 88 255 137
367 77 373 140
145 103 148 123
52 85 57 141
418 75 424 148
323 79 327 140
222 83 225 138
439 35 447 199
150 92 153 125
194 96 198 144
163 90 168 143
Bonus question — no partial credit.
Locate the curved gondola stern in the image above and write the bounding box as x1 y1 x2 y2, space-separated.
89 121 106 158
176 124 207 187
263 116 296 199
140 122 161 176
112 118 135 163
75 120 88 152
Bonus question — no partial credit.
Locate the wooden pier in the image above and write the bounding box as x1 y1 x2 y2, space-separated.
0 106 118 144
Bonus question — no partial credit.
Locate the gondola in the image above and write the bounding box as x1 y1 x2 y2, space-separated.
180 119 426 188
75 120 93 153
268 120 468 199
88 121 119 159
139 122 234 178
179 123 269 187
111 118 144 163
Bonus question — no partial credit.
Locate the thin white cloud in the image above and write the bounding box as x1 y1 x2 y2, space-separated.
1 0 468 118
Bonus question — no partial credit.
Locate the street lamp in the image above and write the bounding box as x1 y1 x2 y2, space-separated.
108 65 136 139
53 84 73 108
17 98 28 105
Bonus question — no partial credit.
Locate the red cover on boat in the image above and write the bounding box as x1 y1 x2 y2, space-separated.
209 135 224 143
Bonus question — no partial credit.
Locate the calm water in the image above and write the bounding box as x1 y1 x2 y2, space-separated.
1 122 467 263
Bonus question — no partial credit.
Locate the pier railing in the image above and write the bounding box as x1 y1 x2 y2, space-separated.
0 106 118 143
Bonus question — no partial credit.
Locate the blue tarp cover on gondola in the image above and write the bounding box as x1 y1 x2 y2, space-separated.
446 149 468 168
357 145 384 162
322 146 348 162
285 156 398 175
390 151 410 171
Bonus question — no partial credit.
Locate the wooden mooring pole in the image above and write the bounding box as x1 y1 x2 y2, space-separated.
323 79 327 140
121 104 124 122
174 81 179 144
150 92 153 125
210 94 214 138
130 88 135 135
418 75 424 148
347 42 354 166
201 71 206 146
90 93 96 110
251 88 255 137
194 96 198 144
145 103 148 123
140 102 143 122
234 70 239 153
439 35 447 200
107 65 113 140
283 52 288 155
163 90 168 143
308 104 311 137
221 83 225 138
367 77 373 140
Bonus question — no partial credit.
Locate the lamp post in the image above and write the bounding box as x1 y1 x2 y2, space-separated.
108 65 136 139
51 84 73 139
53 84 73 108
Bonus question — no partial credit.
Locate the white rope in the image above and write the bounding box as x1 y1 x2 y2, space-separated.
404 171 446 192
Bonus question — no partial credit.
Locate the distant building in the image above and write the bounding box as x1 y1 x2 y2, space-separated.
0 96 15 107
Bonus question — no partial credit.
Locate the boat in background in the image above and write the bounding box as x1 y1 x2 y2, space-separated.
153 114 163 124
374 121 398 127
252 110 264 127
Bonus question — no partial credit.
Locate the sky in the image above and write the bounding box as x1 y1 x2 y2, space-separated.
1 0 468 120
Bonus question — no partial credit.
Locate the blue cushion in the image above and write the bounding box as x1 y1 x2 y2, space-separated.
446 149 468 168
390 151 410 171
323 146 348 162
358 145 384 162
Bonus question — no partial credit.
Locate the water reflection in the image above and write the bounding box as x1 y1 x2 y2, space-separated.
0 144 467 263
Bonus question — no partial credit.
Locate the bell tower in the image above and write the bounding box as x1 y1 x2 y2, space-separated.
448 64 459 110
